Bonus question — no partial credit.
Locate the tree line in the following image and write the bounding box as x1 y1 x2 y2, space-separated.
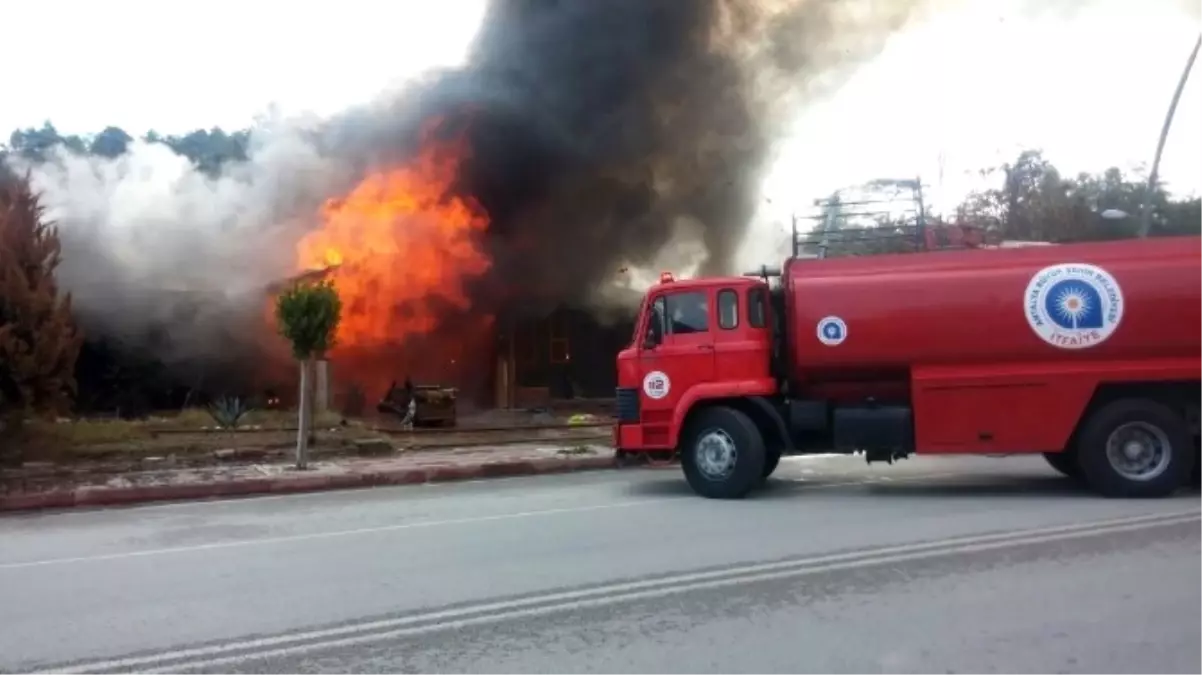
808 149 1200 256
1 121 250 176
958 149 1199 242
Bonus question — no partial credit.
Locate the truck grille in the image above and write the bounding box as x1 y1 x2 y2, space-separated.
615 387 640 423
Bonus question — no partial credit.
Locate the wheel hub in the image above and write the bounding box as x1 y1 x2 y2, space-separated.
695 429 737 480
1105 421 1172 481
1122 440 1145 461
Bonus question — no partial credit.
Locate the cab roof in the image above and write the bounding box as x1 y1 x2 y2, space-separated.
646 274 765 295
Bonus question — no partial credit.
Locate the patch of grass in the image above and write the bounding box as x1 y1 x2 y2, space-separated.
310 410 347 429
157 408 346 429
27 418 153 446
11 411 370 465
168 408 215 428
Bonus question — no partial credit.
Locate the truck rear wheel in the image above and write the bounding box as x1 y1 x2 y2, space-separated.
681 406 766 499
1075 398 1195 498
1042 451 1080 479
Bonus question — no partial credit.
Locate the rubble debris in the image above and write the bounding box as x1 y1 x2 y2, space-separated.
377 378 458 428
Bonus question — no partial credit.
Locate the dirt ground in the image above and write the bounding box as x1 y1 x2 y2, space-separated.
8 404 614 469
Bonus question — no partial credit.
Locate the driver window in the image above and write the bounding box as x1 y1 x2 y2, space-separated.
666 291 709 335
648 296 667 341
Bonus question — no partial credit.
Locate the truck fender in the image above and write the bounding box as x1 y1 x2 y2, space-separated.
668 379 784 448
746 396 794 452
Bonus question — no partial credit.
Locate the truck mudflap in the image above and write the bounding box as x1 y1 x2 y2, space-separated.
745 396 794 453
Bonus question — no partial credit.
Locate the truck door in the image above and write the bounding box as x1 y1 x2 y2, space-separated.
638 288 716 445
711 285 772 382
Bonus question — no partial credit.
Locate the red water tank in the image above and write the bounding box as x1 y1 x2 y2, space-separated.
784 236 1201 389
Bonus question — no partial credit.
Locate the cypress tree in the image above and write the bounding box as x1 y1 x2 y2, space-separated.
0 170 82 439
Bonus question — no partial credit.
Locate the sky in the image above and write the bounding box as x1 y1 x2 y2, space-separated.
758 0 1202 226
2 0 489 133
4 0 1200 230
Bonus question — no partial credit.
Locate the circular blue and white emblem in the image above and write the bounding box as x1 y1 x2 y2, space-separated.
816 316 847 346
1024 263 1124 349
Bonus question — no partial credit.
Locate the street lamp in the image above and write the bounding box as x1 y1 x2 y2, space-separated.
1137 33 1202 238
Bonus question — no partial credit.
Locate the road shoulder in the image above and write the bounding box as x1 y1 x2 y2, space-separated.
0 444 616 513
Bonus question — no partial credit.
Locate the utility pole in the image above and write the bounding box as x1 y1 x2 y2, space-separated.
816 191 840 259
790 213 798 258
1138 32 1201 238
913 176 927 250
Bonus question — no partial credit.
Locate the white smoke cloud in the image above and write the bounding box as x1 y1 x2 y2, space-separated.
7 118 356 368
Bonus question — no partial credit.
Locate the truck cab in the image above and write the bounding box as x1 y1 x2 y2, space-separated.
614 273 778 454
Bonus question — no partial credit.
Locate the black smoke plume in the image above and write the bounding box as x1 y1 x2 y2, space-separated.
383 0 934 314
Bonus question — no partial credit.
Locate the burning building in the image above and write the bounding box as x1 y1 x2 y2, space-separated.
280 118 635 409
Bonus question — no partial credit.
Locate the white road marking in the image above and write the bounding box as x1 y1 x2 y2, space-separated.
0 471 973 569
42 509 1201 674
0 499 676 570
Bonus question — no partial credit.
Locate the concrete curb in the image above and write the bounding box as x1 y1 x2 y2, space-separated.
0 454 617 514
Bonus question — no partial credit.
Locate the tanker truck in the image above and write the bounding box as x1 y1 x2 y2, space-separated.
613 234 1201 499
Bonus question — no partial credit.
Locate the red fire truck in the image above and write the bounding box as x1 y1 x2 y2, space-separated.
613 233 1201 499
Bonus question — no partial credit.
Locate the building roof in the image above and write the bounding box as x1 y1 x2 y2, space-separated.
264 266 337 295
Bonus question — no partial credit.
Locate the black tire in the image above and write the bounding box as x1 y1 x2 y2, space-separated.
1075 398 1195 498
1189 441 1200 489
762 447 782 479
1042 451 1081 479
681 406 766 499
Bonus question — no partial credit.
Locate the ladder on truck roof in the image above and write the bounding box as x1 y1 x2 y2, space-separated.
788 178 1003 259
791 178 928 259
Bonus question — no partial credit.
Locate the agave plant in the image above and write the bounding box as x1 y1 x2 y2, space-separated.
207 395 253 429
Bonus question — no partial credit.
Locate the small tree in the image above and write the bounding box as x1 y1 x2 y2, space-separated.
274 279 341 469
0 170 82 458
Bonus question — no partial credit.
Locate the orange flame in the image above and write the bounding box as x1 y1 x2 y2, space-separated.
295 122 491 351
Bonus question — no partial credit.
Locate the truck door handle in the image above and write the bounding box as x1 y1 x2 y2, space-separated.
697 345 714 351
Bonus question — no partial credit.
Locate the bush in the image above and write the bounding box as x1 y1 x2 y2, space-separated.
275 280 341 360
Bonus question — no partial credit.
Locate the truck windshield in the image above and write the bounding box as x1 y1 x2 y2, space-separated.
667 292 708 334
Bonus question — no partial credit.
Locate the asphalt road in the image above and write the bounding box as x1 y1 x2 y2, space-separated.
1 455 1198 674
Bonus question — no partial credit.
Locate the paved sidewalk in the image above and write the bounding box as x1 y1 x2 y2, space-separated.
0 444 616 513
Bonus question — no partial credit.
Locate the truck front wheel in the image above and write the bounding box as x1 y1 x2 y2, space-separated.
681 406 766 499
1075 398 1195 498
